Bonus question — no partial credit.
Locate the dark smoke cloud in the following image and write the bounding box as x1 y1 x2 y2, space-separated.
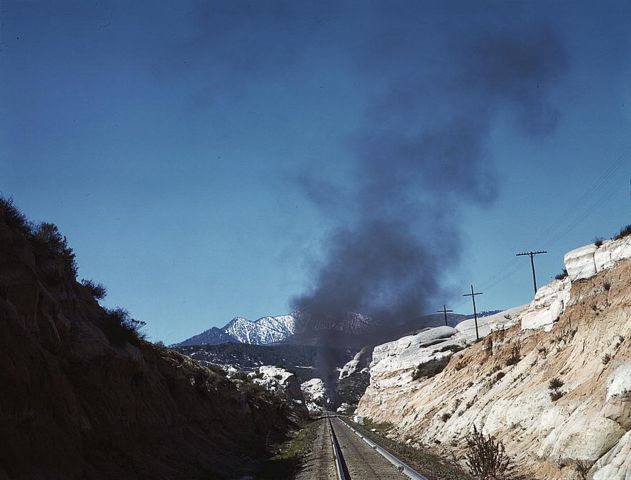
293 25 568 341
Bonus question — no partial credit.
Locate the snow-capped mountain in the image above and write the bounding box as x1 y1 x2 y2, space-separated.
224 315 296 344
175 314 297 346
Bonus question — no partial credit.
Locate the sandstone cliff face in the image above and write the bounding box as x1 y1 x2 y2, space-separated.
357 237 631 479
0 207 299 480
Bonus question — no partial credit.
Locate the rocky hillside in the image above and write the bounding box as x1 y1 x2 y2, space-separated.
0 199 302 480
357 232 631 480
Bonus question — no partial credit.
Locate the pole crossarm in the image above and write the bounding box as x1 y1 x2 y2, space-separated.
437 305 453 326
516 250 547 257
516 250 548 294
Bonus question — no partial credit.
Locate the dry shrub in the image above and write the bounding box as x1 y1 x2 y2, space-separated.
465 425 511 479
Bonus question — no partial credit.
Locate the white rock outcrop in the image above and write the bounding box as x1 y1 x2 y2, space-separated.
520 278 571 331
301 377 328 412
607 362 631 400
339 346 371 379
565 236 631 282
592 430 631 480
366 308 526 393
252 365 304 400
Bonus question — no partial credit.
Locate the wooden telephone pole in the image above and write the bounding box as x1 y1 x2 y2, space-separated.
463 284 483 340
516 250 547 294
437 305 453 327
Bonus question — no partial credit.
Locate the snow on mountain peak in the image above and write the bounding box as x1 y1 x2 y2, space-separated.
175 314 297 346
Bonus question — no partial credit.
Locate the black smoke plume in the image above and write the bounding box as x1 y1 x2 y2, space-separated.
293 26 568 352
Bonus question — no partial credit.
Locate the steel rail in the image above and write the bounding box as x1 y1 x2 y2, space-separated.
335 417 428 480
328 417 348 480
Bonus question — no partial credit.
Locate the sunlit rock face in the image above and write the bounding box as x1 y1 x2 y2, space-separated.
565 237 631 282
357 238 631 479
520 278 571 331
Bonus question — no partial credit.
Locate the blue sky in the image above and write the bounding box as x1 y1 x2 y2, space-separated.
1 1 630 343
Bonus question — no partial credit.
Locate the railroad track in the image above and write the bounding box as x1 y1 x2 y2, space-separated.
298 415 428 480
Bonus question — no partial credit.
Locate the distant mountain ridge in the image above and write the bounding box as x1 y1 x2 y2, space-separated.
175 314 297 346
175 310 497 347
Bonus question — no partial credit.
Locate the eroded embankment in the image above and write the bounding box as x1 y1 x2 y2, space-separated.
358 244 631 479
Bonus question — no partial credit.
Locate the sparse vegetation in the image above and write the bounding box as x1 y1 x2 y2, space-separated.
0 197 77 277
412 357 450 381
32 222 78 275
537 346 548 356
549 377 565 401
81 279 107 299
604 281 611 291
549 390 564 401
255 419 321 480
441 412 452 422
614 224 631 241
594 237 604 247
465 425 511 480
230 371 249 381
0 197 30 233
602 353 611 365
487 365 501 377
438 344 465 354
100 307 146 347
555 268 568 281
206 364 227 377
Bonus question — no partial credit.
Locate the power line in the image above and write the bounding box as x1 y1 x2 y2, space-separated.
441 146 631 318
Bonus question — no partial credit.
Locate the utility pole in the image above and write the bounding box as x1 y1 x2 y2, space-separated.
516 250 547 295
463 284 483 341
437 305 453 327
